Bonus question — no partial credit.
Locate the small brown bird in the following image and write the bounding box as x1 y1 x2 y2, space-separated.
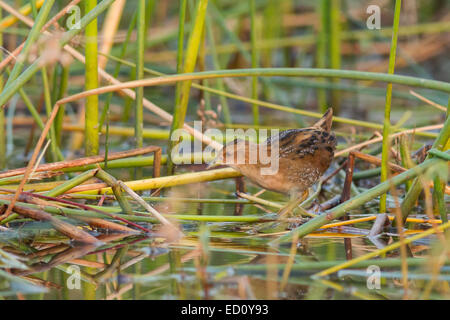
209 108 336 217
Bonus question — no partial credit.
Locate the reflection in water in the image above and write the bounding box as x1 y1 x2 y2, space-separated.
1 221 447 299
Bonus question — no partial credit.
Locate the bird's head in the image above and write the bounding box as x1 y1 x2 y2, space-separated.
207 139 252 169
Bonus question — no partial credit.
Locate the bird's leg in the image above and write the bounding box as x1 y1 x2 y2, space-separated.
278 190 309 218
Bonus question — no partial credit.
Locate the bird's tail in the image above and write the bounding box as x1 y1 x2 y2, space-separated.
313 108 333 132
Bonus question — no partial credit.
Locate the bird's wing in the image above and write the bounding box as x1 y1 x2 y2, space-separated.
268 128 336 158
268 129 314 157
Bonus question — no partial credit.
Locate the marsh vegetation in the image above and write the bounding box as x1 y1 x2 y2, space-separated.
0 0 449 300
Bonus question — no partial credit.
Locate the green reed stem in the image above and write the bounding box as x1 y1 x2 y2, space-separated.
94 169 133 215
67 124 194 140
70 194 252 204
428 148 450 161
199 22 212 111
79 68 450 98
44 169 98 197
166 0 186 175
273 154 447 244
64 121 376 144
50 63 59 105
31 0 39 18
134 0 146 179
54 65 69 145
432 117 450 224
0 152 216 177
399 135 414 191
350 167 381 180
2 205 264 227
84 0 99 156
41 67 61 162
98 52 440 138
433 175 447 223
329 0 341 115
250 0 259 126
192 76 436 135
135 0 145 151
14 84 44 131
431 111 449 224
316 0 329 113
53 205 274 223
380 0 401 213
172 0 187 121
221 257 450 273
58 155 164 173
176 0 187 74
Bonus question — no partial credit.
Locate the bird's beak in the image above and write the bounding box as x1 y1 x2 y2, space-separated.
207 158 223 169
